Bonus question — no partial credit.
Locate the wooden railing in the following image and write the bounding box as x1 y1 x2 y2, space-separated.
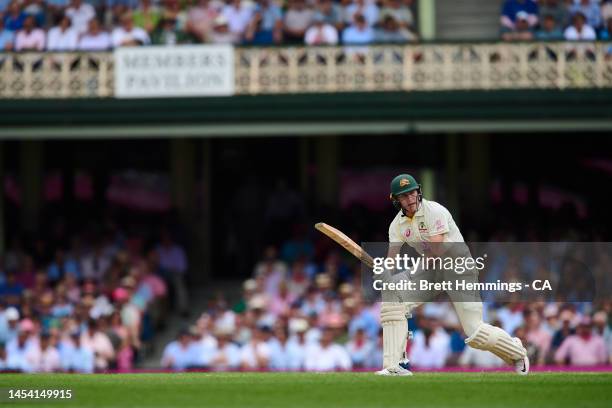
1 42 611 98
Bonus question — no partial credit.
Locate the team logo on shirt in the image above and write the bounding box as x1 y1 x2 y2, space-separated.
404 228 412 238
418 221 428 233
435 219 444 232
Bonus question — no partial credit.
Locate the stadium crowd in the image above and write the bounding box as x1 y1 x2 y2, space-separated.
160 233 612 372
0 0 419 51
0 222 191 372
500 0 612 41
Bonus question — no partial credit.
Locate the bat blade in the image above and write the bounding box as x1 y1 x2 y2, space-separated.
315 222 374 268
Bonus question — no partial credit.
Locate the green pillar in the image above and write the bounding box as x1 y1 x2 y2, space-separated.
419 0 436 40
420 168 435 202
315 136 339 207
445 135 460 218
170 139 196 224
198 139 212 284
299 137 310 199
466 134 490 220
0 142 4 254
21 141 43 232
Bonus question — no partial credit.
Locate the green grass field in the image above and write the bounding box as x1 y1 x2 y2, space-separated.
1 372 611 408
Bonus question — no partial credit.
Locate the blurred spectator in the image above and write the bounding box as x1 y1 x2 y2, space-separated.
210 328 241 369
501 11 534 41
78 18 111 50
14 15 45 51
592 311 612 363
81 318 114 370
221 0 253 40
283 0 314 43
536 14 564 40
501 0 539 31
26 332 61 373
304 13 338 45
47 0 71 23
304 327 352 371
47 15 79 52
525 311 552 365
344 0 379 27
59 330 95 373
409 319 451 369
162 0 187 32
244 0 283 45
133 0 161 34
564 11 596 40
375 13 416 43
208 14 238 43
380 0 414 29
157 230 189 316
570 0 602 29
152 17 189 45
240 327 271 369
342 13 374 44
315 0 343 32
0 307 20 344
599 16 612 39
3 1 26 31
22 0 45 27
65 0 96 34
161 328 200 370
185 0 220 42
0 343 7 370
345 328 374 368
555 317 607 366
112 12 151 46
604 0 612 23
47 249 80 283
539 0 570 28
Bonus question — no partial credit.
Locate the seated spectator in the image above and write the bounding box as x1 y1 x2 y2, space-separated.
161 328 201 370
304 327 352 371
240 327 271 369
315 0 343 32
133 0 161 34
555 317 607 366
208 15 239 44
342 13 374 44
500 0 539 31
564 11 597 40
0 18 15 51
244 0 283 45
283 0 314 43
375 13 416 43
162 0 188 32
0 307 19 345
59 330 94 373
47 249 80 283
344 0 379 28
0 343 8 371
539 0 570 29
65 0 96 34
222 0 253 40
47 15 79 51
210 328 241 370
112 12 151 47
25 332 61 373
47 0 71 23
3 1 27 32
408 321 451 369
604 0 612 24
600 17 612 39
570 0 602 30
22 0 45 28
80 318 114 371
151 17 189 45
185 0 220 42
78 18 112 50
304 13 338 45
380 0 414 29
501 11 534 41
14 15 45 51
536 14 564 40
345 328 374 368
592 311 612 364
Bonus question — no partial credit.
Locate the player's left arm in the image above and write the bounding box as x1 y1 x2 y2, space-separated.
425 232 448 257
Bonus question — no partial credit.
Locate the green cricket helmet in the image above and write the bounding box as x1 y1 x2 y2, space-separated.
389 174 422 212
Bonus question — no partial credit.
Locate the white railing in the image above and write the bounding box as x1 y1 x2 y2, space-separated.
1 42 611 98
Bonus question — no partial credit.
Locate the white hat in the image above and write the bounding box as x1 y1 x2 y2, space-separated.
5 307 19 321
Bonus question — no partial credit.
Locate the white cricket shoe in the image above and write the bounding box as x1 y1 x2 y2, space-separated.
513 337 530 375
375 366 413 376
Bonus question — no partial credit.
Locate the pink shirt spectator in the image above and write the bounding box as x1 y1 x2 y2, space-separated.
555 334 607 366
15 28 45 51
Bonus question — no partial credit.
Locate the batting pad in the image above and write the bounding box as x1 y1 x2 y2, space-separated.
380 303 409 368
464 323 527 365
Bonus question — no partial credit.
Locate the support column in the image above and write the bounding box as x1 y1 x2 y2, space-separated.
445 135 460 219
420 168 435 202
0 142 4 254
418 0 436 40
20 140 43 233
466 134 490 221
299 137 310 200
170 139 196 225
315 136 339 207
197 139 212 284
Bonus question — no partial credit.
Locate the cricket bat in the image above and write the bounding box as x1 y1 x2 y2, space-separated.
314 222 374 268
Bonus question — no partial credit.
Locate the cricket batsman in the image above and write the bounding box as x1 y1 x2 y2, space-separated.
376 174 529 376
